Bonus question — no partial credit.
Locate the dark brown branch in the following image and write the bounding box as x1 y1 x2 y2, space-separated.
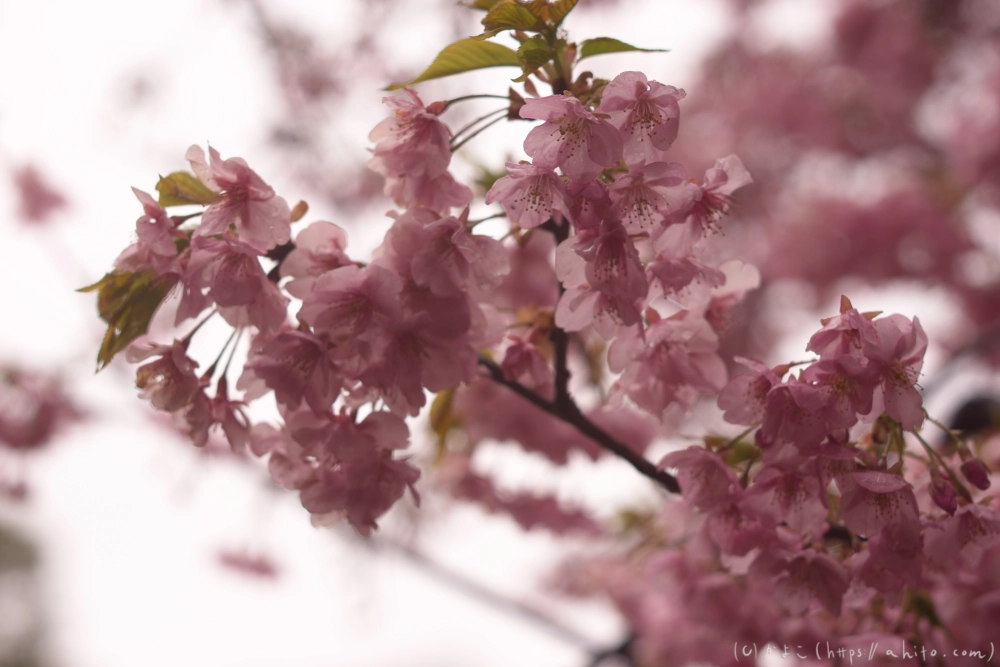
478 356 680 493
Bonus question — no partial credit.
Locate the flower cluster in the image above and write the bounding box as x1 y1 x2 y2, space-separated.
566 298 1000 665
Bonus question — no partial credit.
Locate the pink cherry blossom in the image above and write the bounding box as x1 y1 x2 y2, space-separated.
382 170 473 214
646 221 726 294
485 162 571 229
771 551 849 616
500 337 554 398
659 445 739 511
608 312 728 417
367 89 452 184
279 221 352 298
718 357 785 425
759 377 832 448
837 470 919 537
114 188 186 278
297 264 403 345
598 71 686 166
242 331 341 415
521 95 623 182
860 314 928 430
127 339 200 412
386 210 509 297
688 155 752 231
187 145 291 251
186 234 289 333
608 161 698 232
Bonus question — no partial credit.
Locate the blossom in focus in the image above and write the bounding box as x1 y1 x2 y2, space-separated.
187 145 292 251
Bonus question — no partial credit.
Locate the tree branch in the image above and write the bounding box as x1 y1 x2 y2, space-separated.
478 356 680 493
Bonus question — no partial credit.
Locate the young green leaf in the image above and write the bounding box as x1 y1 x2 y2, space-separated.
578 37 666 61
475 1 545 39
523 0 578 25
79 270 178 370
386 38 520 90
514 36 552 82
155 172 218 207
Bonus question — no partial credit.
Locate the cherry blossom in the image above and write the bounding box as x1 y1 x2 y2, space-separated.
187 145 292 251
485 162 571 229
598 71 686 166
521 95 623 182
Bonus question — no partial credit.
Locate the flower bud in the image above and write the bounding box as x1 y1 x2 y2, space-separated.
960 458 992 491
929 467 957 515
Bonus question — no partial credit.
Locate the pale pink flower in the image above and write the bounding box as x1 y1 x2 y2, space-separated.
521 95 623 182
300 454 420 535
743 465 828 537
688 155 752 231
800 355 876 430
566 179 612 233
806 301 878 359
114 188 183 276
609 161 698 232
860 314 928 430
771 551 849 616
598 71 686 166
242 331 341 415
646 221 726 294
837 470 919 537
705 498 776 555
297 264 403 344
187 145 291 251
127 339 200 412
367 89 452 183
386 210 509 297
382 170 472 214
485 162 571 229
187 234 289 333
609 313 727 417
360 315 479 416
717 357 785 425
759 378 831 448
500 338 554 398
659 446 739 510
279 221 352 298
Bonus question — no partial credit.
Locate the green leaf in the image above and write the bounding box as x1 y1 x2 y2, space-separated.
578 37 666 61
475 1 544 39
513 35 552 82
79 270 177 370
462 0 504 9
155 172 218 207
522 0 578 25
546 0 579 25
386 38 520 90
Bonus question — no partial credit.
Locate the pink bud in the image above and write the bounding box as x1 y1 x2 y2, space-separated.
425 100 447 115
960 458 992 491
930 468 957 515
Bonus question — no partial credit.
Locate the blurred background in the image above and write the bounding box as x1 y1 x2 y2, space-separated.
2 0 1000 665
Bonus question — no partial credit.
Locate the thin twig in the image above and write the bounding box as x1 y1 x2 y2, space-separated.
450 113 508 152
478 356 680 493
